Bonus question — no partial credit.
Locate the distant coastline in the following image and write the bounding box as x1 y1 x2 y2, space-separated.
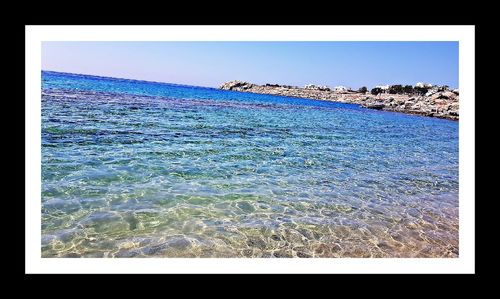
220 81 459 120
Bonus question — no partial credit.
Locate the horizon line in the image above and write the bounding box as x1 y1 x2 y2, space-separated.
41 70 219 89
41 70 454 90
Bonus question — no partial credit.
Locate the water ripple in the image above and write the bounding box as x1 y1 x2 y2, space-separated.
41 72 459 258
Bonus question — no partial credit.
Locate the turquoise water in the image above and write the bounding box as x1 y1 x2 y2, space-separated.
41 71 459 258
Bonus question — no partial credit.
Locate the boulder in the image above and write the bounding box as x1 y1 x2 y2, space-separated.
363 102 385 110
219 80 255 91
431 93 446 101
404 101 414 109
425 89 439 97
442 91 456 99
411 103 422 110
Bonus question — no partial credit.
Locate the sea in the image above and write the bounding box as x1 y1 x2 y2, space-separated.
41 71 459 258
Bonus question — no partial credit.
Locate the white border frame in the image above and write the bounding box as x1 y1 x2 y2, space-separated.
26 25 475 274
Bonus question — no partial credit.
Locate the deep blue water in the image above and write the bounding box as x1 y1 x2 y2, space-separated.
41 71 459 258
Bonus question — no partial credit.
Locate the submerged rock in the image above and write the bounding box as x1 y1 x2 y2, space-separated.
141 235 194 256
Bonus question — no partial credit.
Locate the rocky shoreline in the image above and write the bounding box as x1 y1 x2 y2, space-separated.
219 81 459 120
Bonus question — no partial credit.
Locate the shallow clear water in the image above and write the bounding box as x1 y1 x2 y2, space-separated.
41 71 459 258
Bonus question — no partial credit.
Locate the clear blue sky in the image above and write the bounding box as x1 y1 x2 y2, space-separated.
42 41 458 89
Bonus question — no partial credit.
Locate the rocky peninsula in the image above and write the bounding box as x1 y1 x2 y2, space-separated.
219 81 459 120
